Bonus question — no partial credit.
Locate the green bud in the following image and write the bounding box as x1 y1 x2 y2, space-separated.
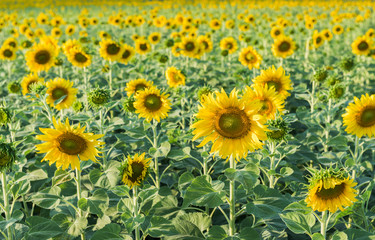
0 108 11 126
7 82 21 94
72 101 84 112
88 88 110 109
0 142 17 171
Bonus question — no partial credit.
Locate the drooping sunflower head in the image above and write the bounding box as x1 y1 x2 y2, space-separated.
191 89 268 161
266 117 290 142
120 152 151 188
125 79 154 97
220 37 238 54
271 35 296 58
118 44 135 65
25 43 57 72
0 107 11 126
342 94 375 138
252 65 293 100
88 88 110 109
67 47 91 68
351 35 372 56
166 66 186 88
0 142 17 171
243 84 285 120
135 39 151 55
36 117 104 170
238 46 262 70
46 78 78 110
305 168 357 213
21 73 44 97
133 87 171 122
99 39 122 61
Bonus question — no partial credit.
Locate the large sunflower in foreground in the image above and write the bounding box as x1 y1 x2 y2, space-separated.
134 87 171 122
46 78 78 110
252 65 293 100
21 73 44 96
166 66 185 88
243 85 285 120
238 46 262 70
35 117 104 170
351 35 372 56
191 89 268 161
25 43 57 72
305 168 357 213
99 39 122 61
271 35 296 58
342 94 375 138
125 78 155 97
120 152 151 188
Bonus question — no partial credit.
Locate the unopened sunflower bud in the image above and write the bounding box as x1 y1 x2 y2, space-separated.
88 88 110 109
0 142 17 171
7 82 21 94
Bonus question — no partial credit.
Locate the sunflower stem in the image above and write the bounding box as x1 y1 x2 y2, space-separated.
310 81 316 114
152 120 160 188
108 61 113 91
2 171 12 240
320 210 328 239
351 136 359 179
269 141 276 188
229 155 236 236
133 186 140 240
75 168 85 240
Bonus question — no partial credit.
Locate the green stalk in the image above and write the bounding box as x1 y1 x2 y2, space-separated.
133 187 140 240
320 210 328 239
269 141 276 188
310 81 316 114
2 171 12 240
228 155 236 236
351 136 359 179
152 120 160 188
75 168 85 240
108 61 113 91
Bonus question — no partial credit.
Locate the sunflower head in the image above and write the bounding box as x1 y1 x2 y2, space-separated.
305 168 357 213
7 82 21 94
0 142 17 171
339 57 355 72
125 79 154 97
72 101 84 112
88 88 110 109
120 153 151 188
326 75 341 86
0 108 11 126
197 86 213 102
266 118 290 142
165 39 174 48
312 68 328 82
123 96 136 113
134 87 171 122
329 84 345 100
46 78 78 110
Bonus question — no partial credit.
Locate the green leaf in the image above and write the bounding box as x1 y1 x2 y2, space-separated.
91 223 124 240
18 169 48 182
25 218 63 240
31 186 61 209
182 176 225 208
147 216 179 237
279 212 315 235
178 172 195 194
0 210 24 230
283 201 312 213
177 212 211 233
207 225 227 240
67 217 88 237
172 217 204 238
311 233 325 240
332 232 348 240
280 167 294 177
78 189 109 217
240 227 261 240
344 229 375 240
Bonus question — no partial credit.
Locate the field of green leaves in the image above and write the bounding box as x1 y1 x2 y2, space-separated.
0 0 375 239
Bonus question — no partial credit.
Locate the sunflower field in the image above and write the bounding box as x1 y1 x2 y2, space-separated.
0 0 375 239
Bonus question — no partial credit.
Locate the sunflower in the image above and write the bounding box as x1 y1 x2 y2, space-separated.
270 26 283 38
220 37 238 54
271 35 296 58
225 19 235 29
243 85 285 120
322 29 333 41
197 35 213 53
332 25 343 35
238 46 262 70
148 32 161 44
62 39 80 55
120 153 151 188
180 37 199 58
342 94 375 138
351 35 372 56
46 78 78 110
35 117 104 170
65 25 76 36
134 87 171 122
35 28 45 38
118 44 135 65
25 43 57 72
166 66 185 88
0 46 16 61
366 28 375 38
135 39 151 55
3 37 18 49
305 169 357 213
67 47 91 68
191 89 268 161
99 39 122 61
172 44 183 57
21 73 44 96
312 31 325 49
209 19 221 30
252 66 292 100
125 79 154 97
51 27 62 38
99 31 110 39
